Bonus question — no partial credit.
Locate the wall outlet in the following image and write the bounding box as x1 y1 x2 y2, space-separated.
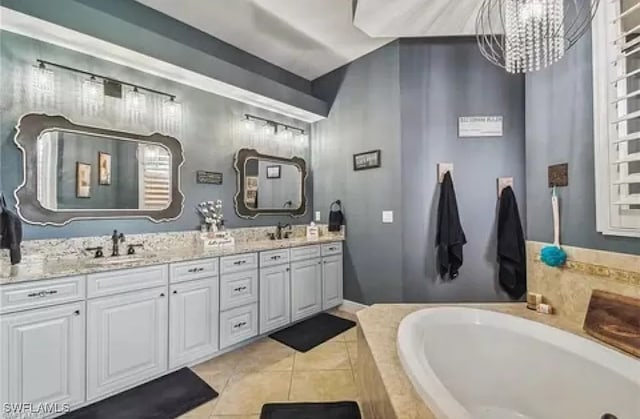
315 211 321 222
382 211 394 223
437 163 454 183
497 177 514 198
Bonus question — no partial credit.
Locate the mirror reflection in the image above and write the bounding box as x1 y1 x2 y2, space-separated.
36 130 171 211
243 158 303 210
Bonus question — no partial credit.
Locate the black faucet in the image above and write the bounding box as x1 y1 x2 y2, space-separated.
111 230 125 256
275 222 291 240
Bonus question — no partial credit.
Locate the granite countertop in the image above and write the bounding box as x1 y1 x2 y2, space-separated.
0 235 343 285
356 303 629 419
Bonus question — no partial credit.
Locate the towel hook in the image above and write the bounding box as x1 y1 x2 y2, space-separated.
330 199 342 210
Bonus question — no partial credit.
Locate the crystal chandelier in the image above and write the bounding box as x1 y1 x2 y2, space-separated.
476 0 600 73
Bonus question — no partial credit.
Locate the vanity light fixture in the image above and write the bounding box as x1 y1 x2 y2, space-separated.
241 113 306 141
476 0 600 73
32 59 182 128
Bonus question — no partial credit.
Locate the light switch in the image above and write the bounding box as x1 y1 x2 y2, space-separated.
382 211 394 223
315 211 321 222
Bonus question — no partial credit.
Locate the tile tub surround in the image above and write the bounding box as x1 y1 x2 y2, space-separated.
356 303 636 419
0 225 344 284
527 241 640 325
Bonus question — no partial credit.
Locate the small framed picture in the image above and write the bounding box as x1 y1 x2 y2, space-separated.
98 152 111 185
266 165 281 179
245 176 258 190
353 150 381 171
76 162 91 198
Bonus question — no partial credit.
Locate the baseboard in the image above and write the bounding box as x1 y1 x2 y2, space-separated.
339 299 369 314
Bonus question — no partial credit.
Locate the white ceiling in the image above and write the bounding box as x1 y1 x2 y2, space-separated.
354 0 488 38
134 0 394 80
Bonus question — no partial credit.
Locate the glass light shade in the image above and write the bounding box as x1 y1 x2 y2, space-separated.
296 131 308 144
125 87 146 124
161 98 182 133
31 64 54 94
241 117 256 131
277 127 293 140
81 77 104 116
260 122 275 135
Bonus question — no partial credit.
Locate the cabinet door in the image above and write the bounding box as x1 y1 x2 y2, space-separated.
87 287 168 401
169 277 219 369
0 302 85 409
291 258 322 322
259 264 291 334
322 255 343 310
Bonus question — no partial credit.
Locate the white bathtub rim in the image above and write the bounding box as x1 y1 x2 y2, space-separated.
397 306 640 419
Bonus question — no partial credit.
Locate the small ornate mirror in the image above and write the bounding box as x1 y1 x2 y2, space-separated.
14 113 184 225
233 148 308 219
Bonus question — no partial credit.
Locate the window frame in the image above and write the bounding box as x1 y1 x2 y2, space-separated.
592 0 640 238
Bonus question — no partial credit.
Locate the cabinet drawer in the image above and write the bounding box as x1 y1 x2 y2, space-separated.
321 242 343 256
220 253 258 274
0 276 85 314
87 265 168 298
260 249 290 267
220 303 258 349
220 270 258 311
170 258 218 283
290 245 321 262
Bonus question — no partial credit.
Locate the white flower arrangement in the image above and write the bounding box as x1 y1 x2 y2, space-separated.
197 199 224 231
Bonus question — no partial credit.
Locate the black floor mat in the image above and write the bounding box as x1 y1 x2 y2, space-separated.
261 401 361 419
269 313 356 352
61 368 218 419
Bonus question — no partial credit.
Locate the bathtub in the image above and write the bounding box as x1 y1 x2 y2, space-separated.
397 307 640 419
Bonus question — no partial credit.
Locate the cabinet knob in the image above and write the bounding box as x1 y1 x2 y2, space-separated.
73 310 80 316
160 293 165 297
286 268 290 272
172 290 178 294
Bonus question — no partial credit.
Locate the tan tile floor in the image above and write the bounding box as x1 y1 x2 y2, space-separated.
180 311 359 419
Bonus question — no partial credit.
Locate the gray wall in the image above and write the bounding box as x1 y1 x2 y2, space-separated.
312 42 405 304
312 38 527 305
525 28 640 255
0 32 311 239
400 39 526 303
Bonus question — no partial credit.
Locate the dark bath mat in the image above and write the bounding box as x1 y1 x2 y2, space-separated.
261 401 361 419
61 368 217 419
269 312 356 352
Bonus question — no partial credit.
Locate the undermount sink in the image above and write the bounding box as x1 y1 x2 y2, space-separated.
88 254 154 266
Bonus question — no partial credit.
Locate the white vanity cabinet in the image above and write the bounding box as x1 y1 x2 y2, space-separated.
321 242 344 310
290 248 323 322
0 301 86 411
259 249 291 334
169 258 219 369
86 286 168 401
219 253 259 349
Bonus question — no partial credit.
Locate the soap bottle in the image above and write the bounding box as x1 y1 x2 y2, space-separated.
307 221 319 241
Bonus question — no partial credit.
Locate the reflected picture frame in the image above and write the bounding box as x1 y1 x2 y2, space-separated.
98 152 111 185
266 165 281 179
76 162 91 198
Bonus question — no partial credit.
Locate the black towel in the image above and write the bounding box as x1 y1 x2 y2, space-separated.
0 195 23 265
497 186 526 299
328 201 344 232
435 172 466 279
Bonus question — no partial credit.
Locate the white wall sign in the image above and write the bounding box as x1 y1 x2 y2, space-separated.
458 116 503 137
